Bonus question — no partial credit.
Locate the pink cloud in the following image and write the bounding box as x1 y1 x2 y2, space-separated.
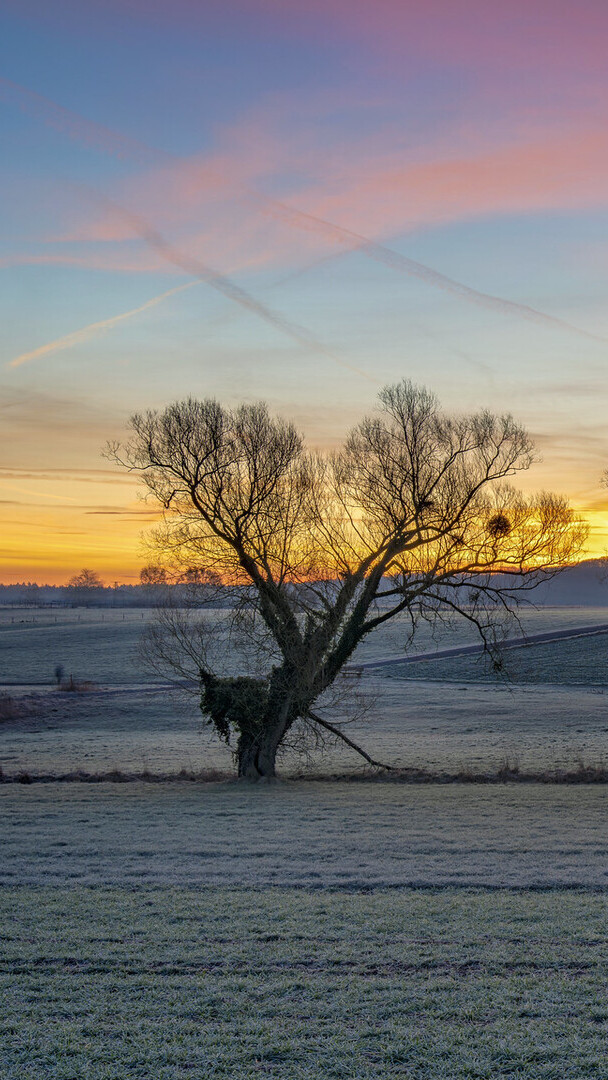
293 129 608 237
23 115 608 280
6 68 608 281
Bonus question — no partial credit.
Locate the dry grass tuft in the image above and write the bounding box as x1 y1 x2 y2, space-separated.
0 695 33 723
295 761 608 785
0 767 232 785
60 676 97 693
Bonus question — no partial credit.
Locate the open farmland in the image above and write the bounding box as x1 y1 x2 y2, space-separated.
2 779 608 1078
2 606 608 778
2 886 608 1079
2 606 608 1077
2 780 608 889
3 604 608 685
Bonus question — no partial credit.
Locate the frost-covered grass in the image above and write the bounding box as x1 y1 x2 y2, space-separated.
0 608 155 685
2 608 607 1076
2 781 608 888
3 678 608 778
385 630 608 687
3 605 608 686
1 886 607 1079
3 605 608 778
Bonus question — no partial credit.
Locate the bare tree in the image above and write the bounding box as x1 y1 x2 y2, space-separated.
109 381 586 779
65 568 104 607
139 564 167 586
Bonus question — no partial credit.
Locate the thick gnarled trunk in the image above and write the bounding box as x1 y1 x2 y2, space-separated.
236 725 284 780
199 668 304 780
233 667 302 779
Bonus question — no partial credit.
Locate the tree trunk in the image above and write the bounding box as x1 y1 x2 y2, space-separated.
200 669 298 780
234 668 301 780
236 727 282 780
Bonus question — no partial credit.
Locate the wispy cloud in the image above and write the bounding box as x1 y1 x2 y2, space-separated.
6 77 608 348
84 507 161 517
0 465 135 479
0 386 130 473
0 480 79 502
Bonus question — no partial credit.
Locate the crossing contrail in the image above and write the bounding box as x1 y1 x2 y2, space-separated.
3 75 605 346
8 281 198 368
2 77 373 379
84 194 374 381
0 75 168 166
263 199 608 345
8 178 373 381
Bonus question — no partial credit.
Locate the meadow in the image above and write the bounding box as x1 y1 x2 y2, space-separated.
3 604 608 777
2 887 607 1079
1 606 607 1076
3 603 608 685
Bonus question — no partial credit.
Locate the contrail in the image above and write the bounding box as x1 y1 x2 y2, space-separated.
8 281 198 368
1 79 373 379
0 75 167 166
3 76 605 345
274 257 496 379
84 193 374 381
263 200 608 346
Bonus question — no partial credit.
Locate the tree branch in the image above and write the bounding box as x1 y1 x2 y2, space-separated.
307 710 394 770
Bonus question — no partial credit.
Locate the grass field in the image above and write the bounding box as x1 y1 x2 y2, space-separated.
3 605 608 686
2 781 607 1075
2 607 607 1076
3 781 607 888
2 886 607 1079
3 606 608 779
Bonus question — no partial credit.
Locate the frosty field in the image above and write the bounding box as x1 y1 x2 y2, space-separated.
3 604 608 685
2 606 607 1077
2 779 607 888
2 887 607 1079
2 605 608 777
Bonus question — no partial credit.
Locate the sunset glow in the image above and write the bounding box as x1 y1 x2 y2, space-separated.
2 0 608 582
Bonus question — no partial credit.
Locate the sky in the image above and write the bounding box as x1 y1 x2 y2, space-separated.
1 0 608 583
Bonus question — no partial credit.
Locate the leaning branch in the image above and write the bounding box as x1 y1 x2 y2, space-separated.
307 709 394 771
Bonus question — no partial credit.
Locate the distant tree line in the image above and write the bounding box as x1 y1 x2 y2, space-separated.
0 565 228 609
